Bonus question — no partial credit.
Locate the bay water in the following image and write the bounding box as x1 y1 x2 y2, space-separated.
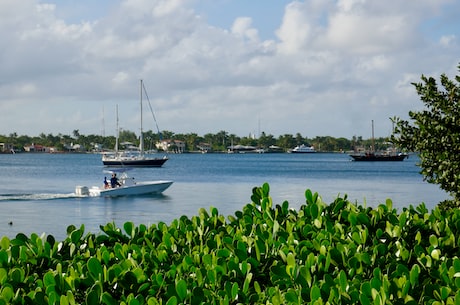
0 152 449 240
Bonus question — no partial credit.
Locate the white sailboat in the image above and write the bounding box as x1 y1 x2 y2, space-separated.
102 80 168 167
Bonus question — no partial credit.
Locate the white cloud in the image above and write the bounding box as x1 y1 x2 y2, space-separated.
0 0 459 138
231 17 259 43
276 2 313 54
440 35 456 47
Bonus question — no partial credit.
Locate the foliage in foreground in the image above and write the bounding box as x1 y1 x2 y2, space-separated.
392 63 460 208
1 183 460 304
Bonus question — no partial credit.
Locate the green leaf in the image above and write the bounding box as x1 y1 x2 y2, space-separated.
176 279 187 301
310 203 319 219
243 272 253 294
166 296 178 305
0 286 14 302
410 264 420 287
305 189 314 204
43 271 56 288
262 183 270 196
0 237 10 250
359 293 371 305
123 222 134 238
440 286 451 300
60 295 69 305
65 291 76 305
88 257 103 281
415 231 422 244
431 249 441 260
70 228 83 244
332 198 346 214
361 282 372 296
454 258 460 272
385 198 393 211
10 268 25 284
310 285 321 301
339 270 347 292
231 282 239 300
86 289 100 305
429 235 438 247
0 268 7 285
285 289 298 303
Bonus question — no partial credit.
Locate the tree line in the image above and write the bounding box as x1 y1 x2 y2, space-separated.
0 128 393 153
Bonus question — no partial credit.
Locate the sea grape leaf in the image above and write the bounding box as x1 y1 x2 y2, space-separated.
285 289 298 303
166 296 178 305
243 272 253 294
88 257 103 281
0 286 14 302
359 293 371 305
410 265 420 287
429 235 439 247
310 285 321 301
60 295 69 305
339 270 347 292
70 229 82 245
305 189 313 205
101 292 118 305
123 222 134 238
262 183 270 196
176 279 187 301
0 237 9 250
43 271 56 288
231 282 239 300
86 289 100 305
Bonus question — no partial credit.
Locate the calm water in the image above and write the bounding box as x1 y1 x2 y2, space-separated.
0 152 449 240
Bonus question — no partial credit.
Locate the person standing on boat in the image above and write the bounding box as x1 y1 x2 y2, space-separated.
110 173 121 188
104 177 109 189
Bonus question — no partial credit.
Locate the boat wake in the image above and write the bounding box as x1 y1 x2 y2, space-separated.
0 193 79 201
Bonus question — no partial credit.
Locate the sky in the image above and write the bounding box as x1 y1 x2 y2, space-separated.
1 0 459 139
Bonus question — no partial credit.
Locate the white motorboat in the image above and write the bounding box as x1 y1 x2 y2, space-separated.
289 144 316 153
75 169 173 197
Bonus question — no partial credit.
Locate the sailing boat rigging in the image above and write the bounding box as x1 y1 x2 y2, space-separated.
102 80 168 167
349 120 408 161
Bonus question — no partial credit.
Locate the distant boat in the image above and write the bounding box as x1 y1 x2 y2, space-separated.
349 152 408 161
102 80 168 167
349 120 408 161
289 144 316 153
75 169 172 197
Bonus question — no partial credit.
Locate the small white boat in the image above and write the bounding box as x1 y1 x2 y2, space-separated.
75 169 173 197
289 144 316 153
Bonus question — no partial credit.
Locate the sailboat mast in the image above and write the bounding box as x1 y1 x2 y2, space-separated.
115 104 119 154
371 120 375 153
140 79 144 156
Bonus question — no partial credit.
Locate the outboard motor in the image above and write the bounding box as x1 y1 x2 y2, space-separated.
75 186 89 196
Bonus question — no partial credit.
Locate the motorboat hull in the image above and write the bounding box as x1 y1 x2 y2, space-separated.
76 180 173 197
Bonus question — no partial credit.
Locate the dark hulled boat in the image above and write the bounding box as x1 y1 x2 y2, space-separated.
349 152 408 161
102 80 168 168
102 154 168 167
349 120 408 162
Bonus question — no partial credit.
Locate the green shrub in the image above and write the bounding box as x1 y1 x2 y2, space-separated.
1 183 460 304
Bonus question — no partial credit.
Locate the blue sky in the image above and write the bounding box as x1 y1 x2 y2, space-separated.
1 0 459 139
193 0 293 39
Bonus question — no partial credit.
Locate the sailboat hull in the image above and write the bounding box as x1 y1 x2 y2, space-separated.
350 120 408 162
102 156 168 167
349 153 408 161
